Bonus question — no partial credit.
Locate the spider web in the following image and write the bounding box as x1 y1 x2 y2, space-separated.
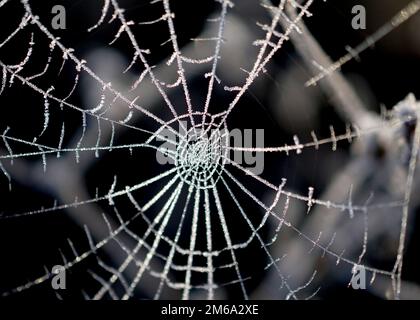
0 0 419 300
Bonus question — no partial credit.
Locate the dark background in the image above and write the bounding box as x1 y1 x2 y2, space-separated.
0 0 419 300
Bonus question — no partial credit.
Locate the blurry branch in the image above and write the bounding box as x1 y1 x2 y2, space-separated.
262 0 377 129
304 0 420 87
257 0 420 299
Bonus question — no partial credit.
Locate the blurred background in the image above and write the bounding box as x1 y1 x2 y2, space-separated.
0 0 420 300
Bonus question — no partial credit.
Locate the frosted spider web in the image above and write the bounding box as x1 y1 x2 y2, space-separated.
0 0 420 300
